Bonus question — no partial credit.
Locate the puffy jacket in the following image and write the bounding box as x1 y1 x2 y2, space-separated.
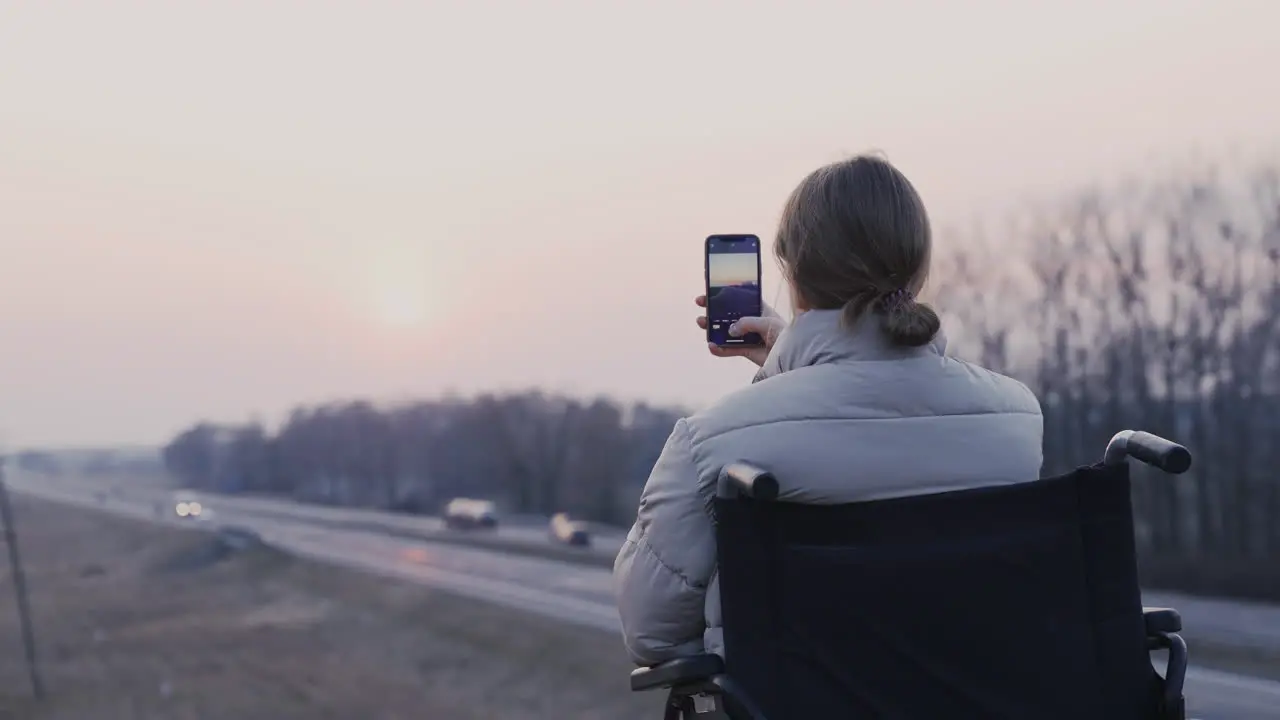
613 309 1044 666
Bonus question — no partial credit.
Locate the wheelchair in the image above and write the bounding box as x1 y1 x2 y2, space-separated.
629 430 1193 719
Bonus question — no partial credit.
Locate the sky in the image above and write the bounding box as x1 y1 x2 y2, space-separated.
1 0 1277 447
709 254 758 287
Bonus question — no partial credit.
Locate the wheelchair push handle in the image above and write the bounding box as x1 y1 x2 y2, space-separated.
718 463 779 500
1104 430 1192 474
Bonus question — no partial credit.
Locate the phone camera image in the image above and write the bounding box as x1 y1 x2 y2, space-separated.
706 237 763 346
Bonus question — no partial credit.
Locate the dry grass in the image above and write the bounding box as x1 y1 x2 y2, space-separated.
0 495 662 720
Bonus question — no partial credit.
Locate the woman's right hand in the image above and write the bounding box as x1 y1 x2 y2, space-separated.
695 295 786 368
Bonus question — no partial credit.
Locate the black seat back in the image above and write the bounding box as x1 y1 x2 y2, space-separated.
713 464 1159 720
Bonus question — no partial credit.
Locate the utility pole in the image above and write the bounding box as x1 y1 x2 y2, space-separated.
0 456 44 699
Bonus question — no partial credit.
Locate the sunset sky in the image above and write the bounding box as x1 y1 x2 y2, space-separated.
1 0 1277 447
709 253 759 288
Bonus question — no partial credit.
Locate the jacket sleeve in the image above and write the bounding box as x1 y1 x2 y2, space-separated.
613 418 717 666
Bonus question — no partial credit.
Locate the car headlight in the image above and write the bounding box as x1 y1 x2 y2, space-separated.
189 502 202 516
176 502 190 517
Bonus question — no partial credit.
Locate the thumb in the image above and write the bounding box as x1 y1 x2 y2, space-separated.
728 317 769 337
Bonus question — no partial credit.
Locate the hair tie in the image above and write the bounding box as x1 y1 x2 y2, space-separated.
879 288 913 310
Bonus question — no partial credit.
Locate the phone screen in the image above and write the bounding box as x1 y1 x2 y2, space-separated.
705 234 764 346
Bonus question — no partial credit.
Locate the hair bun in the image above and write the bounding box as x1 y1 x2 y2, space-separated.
880 294 940 347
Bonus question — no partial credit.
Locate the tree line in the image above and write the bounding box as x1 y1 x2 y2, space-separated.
933 158 1279 600
161 395 683 527
161 158 1280 601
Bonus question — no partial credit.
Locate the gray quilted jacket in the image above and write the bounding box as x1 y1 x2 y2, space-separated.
612 309 1043 665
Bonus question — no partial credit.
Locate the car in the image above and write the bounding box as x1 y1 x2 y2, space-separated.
549 512 591 547
172 492 208 521
443 498 498 530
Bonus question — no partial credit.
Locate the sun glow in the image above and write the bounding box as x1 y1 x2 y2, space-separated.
366 252 438 330
372 283 430 328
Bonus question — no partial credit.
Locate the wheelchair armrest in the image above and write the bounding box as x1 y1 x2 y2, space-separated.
1148 631 1188 718
629 654 725 692
1144 607 1182 635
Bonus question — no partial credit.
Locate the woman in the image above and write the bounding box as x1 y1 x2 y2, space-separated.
613 155 1043 666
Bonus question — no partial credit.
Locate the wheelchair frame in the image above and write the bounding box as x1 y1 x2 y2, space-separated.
628 430 1193 720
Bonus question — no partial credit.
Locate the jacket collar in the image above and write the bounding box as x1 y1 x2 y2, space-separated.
753 309 947 383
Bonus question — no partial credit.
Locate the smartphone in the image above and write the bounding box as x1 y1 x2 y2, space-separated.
705 234 764 346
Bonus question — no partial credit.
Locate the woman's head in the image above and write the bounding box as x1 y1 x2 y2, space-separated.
774 154 940 347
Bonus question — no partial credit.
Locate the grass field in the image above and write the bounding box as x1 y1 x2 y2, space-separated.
0 495 661 720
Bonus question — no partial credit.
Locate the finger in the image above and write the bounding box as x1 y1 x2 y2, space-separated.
708 343 752 357
728 317 767 337
694 295 707 307
696 316 708 329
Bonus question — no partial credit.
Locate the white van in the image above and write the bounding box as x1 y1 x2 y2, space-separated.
443 498 498 530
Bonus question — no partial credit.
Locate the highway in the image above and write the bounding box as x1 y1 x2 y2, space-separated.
9 472 1280 719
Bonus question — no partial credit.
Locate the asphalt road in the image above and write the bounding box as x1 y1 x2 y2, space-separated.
9 472 1280 719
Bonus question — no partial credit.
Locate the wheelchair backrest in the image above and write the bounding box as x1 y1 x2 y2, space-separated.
712 463 1160 720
